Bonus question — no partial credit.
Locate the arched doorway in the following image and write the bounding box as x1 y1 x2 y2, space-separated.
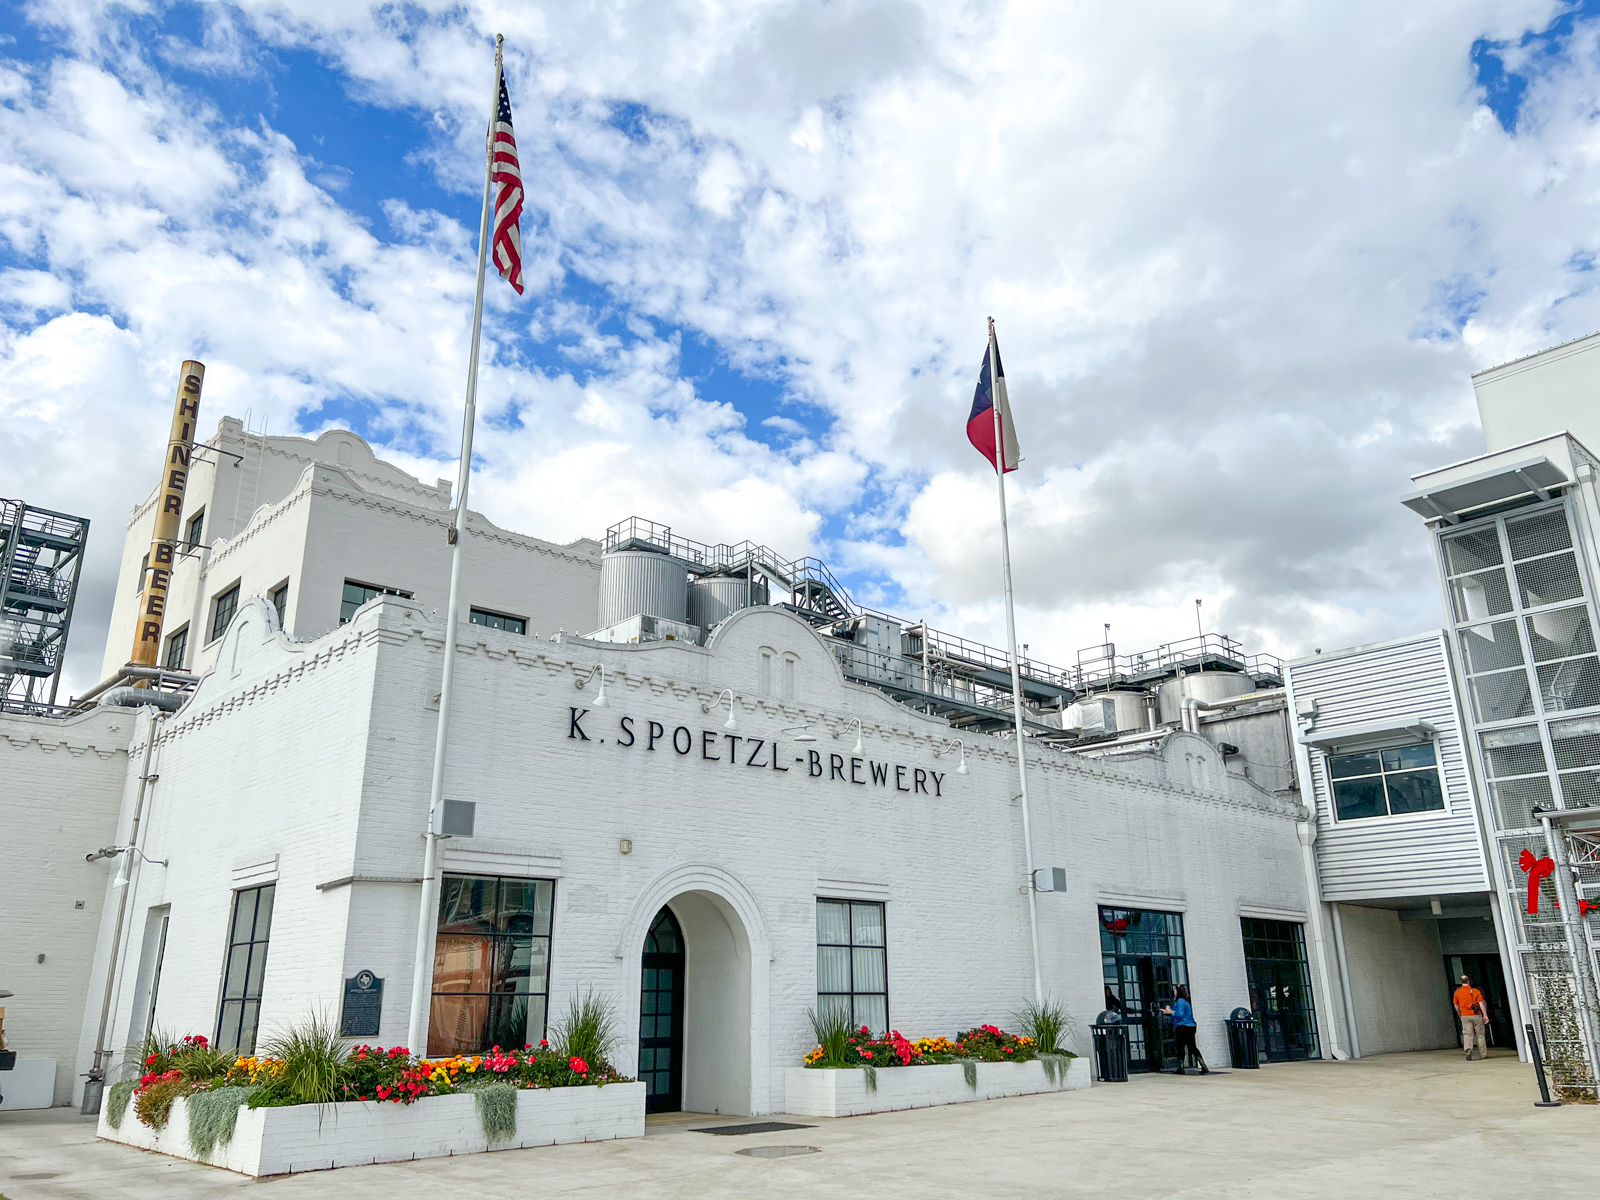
620 866 770 1114
638 907 686 1113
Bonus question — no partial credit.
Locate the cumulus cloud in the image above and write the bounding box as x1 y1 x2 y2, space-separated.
7 0 1600 698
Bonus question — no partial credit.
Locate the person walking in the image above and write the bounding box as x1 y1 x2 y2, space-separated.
1162 985 1210 1075
1453 974 1490 1061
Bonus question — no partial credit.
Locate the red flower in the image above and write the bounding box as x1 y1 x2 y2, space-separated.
569 1057 589 1074
539 1039 549 1049
861 1050 874 1059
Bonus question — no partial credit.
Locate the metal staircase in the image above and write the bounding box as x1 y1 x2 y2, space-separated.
1 498 89 712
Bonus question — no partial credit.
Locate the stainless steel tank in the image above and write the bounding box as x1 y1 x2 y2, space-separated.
688 573 769 634
1157 670 1253 724
598 550 688 628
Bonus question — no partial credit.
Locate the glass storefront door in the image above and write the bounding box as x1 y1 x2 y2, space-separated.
1241 918 1320 1061
639 907 685 1113
1099 907 1188 1072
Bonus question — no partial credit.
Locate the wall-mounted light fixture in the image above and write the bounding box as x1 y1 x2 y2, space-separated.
841 717 864 755
576 664 608 708
940 738 970 775
702 688 738 731
781 724 817 744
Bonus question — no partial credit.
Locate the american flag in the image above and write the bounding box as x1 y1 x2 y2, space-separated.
490 66 524 295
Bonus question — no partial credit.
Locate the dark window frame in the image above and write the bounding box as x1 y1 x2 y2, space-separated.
164 624 189 670
269 580 289 629
1327 741 1445 822
185 508 206 547
1240 917 1320 1062
428 873 555 1057
209 583 240 642
215 884 275 1054
470 608 527 635
816 898 888 1035
341 579 412 624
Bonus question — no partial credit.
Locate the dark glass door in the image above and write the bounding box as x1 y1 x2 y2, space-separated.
1242 918 1320 1062
639 907 685 1113
1445 954 1511 1047
1100 908 1188 1073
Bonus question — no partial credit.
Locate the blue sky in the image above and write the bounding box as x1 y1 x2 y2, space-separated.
8 0 1600 694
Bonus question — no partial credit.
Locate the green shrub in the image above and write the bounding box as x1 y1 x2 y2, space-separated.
552 991 619 1069
473 1083 519 1144
186 1087 251 1158
133 1076 188 1129
105 1081 136 1129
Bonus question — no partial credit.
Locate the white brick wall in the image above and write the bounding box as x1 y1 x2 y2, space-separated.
0 705 129 1103
81 591 1320 1111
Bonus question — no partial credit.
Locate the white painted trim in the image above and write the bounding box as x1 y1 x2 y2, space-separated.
439 843 562 877
816 877 890 901
612 862 774 1115
1239 904 1309 923
1097 891 1186 913
231 854 278 888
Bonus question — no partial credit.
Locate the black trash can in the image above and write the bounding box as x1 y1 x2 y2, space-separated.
1091 1011 1130 1082
1226 1007 1260 1069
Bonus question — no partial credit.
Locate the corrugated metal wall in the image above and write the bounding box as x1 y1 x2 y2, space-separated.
1287 631 1489 900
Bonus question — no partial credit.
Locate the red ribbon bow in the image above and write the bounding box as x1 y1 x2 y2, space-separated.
1518 848 1556 915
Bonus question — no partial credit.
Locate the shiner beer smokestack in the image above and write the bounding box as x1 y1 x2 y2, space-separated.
129 360 205 678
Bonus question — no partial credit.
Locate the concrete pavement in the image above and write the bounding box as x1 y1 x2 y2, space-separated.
1 1050 1592 1199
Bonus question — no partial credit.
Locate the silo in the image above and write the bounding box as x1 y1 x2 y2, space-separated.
598 550 689 628
1157 670 1253 724
688 573 769 635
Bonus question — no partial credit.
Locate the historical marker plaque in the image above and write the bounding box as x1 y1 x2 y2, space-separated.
340 970 383 1038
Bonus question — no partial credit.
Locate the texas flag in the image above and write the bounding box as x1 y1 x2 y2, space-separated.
966 330 1021 473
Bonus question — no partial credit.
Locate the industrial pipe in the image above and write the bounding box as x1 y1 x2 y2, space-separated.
99 687 186 712
1181 688 1286 733
72 665 197 708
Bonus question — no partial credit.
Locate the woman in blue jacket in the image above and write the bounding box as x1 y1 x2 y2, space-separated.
1162 985 1210 1074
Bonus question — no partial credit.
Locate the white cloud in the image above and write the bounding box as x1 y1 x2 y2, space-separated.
11 0 1600 697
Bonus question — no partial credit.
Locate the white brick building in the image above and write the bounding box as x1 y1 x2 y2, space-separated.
37 417 1348 1116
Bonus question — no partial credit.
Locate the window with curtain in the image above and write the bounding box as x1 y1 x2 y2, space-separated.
429 874 554 1056
816 899 887 1034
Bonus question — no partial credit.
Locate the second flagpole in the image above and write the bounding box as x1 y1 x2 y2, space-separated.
406 33 505 1057
989 317 1045 1008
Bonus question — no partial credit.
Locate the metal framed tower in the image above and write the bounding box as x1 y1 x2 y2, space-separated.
0 498 89 713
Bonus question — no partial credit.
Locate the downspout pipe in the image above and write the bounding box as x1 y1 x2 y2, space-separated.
82 706 165 1113
1330 902 1362 1059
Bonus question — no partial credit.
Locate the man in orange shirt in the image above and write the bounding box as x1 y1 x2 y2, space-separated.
1453 974 1489 1061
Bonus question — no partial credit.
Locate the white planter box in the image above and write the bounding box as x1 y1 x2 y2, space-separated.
785 1057 1090 1118
98 1082 645 1176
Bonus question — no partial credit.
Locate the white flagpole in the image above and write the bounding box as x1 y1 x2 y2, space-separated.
989 316 1045 1007
406 33 504 1057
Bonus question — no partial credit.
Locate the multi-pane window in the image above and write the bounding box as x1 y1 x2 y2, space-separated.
164 625 188 670
816 899 887 1034
1328 742 1445 821
216 885 275 1054
210 584 239 641
429 874 554 1057
1449 508 1600 724
270 582 289 628
137 552 149 591
341 580 412 624
470 608 526 635
185 509 205 547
